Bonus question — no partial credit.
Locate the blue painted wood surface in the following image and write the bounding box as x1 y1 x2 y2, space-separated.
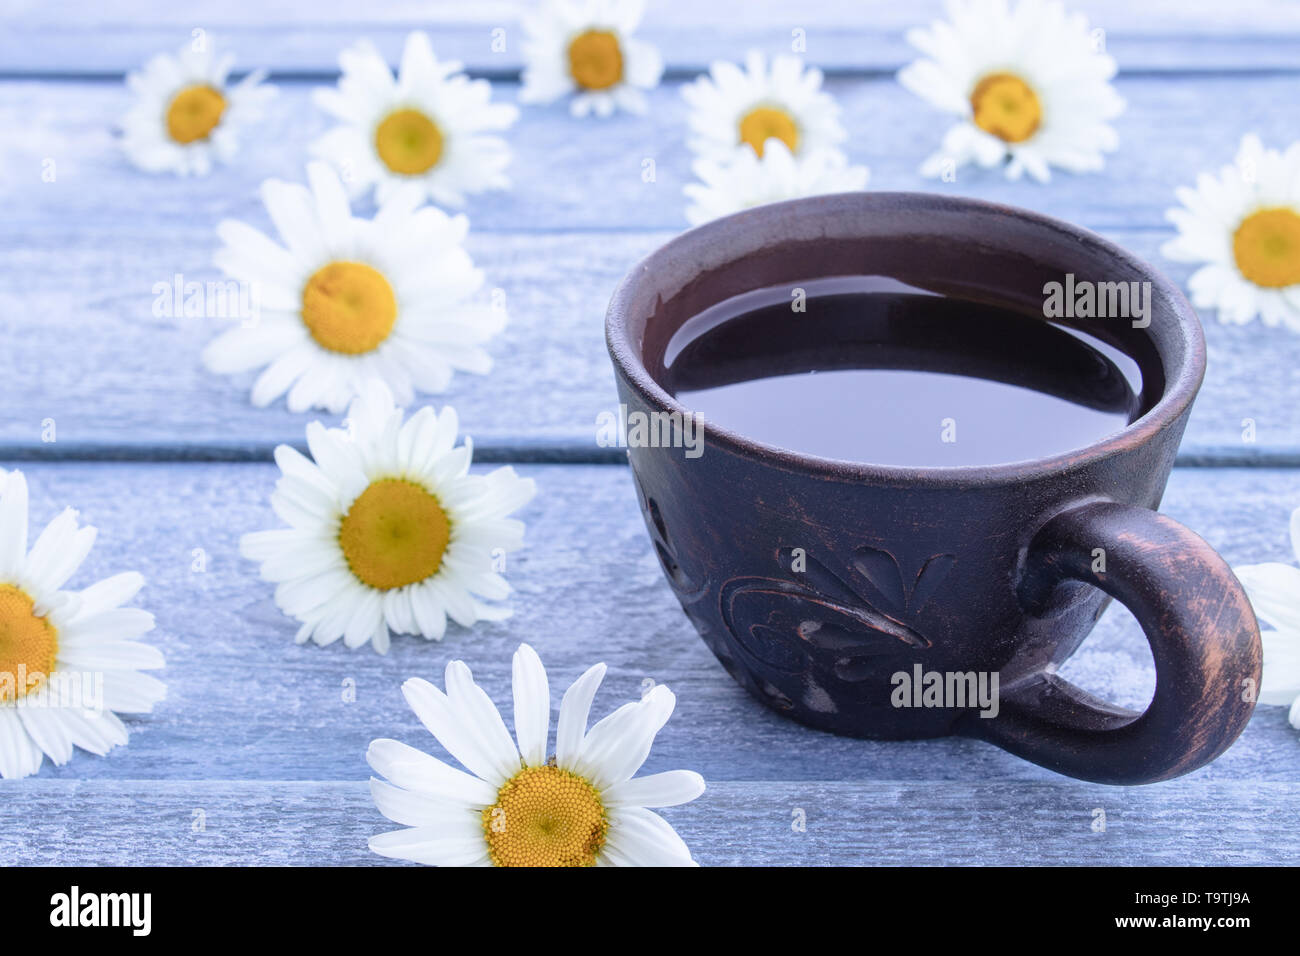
0 0 1297 866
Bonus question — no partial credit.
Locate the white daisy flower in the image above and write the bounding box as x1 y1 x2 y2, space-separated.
120 37 275 177
202 161 505 414
368 643 704 866
1233 506 1300 729
682 50 847 162
684 139 869 226
897 0 1124 183
311 31 518 208
0 471 166 780
240 380 536 654
519 0 664 118
1161 135 1300 331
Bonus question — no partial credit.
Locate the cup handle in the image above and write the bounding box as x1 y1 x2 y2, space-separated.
967 500 1261 785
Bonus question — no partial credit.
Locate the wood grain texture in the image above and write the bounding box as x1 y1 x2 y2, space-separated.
3 0 1299 74
1 222 1296 460
0 461 1294 792
2 78 1299 458
3 779 1297 865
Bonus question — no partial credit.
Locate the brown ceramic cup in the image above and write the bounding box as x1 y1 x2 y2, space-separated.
605 192 1262 785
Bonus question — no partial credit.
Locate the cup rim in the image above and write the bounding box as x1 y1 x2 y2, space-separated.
605 191 1206 487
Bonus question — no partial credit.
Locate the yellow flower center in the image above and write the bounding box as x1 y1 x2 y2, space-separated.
338 479 450 591
970 72 1041 143
1232 207 1300 288
738 106 800 157
301 261 398 355
0 585 58 704
374 108 445 176
482 765 608 867
165 84 227 144
567 30 623 90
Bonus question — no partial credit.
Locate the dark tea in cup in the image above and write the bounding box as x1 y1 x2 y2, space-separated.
661 276 1148 467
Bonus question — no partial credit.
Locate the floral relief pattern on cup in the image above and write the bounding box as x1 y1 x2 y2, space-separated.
630 470 710 606
719 546 955 683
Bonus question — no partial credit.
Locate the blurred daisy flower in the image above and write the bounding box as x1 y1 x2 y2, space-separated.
240 380 536 654
311 31 518 207
202 161 505 413
1162 135 1300 331
1233 506 1300 730
520 0 664 118
682 50 846 162
368 643 704 866
898 0 1124 183
120 36 275 176
684 139 868 226
0 471 165 779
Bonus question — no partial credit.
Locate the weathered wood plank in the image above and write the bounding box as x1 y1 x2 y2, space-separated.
1 222 1297 459
7 76 1299 234
1 462 1296 786
2 779 1296 865
2 0 1299 74
9 73 1296 465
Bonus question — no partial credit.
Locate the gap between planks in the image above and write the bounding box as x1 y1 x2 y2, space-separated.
2 443 1299 467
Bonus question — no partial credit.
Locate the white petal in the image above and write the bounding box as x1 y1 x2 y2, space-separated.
0 708 43 779
100 670 167 713
443 661 524 778
66 572 144 622
30 707 127 758
16 705 74 765
511 643 550 766
24 508 95 593
555 662 605 768
602 770 706 809
306 160 355 251
603 806 697 866
575 684 675 789
203 322 307 375
369 778 487 828
260 178 327 263
1236 563 1300 632
401 676 517 786
57 639 165 672
368 826 488 866
1260 628 1300 704
250 344 318 407
366 737 498 806
58 607 155 644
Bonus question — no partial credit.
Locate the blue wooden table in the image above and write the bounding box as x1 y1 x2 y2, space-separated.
1 0 1298 866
